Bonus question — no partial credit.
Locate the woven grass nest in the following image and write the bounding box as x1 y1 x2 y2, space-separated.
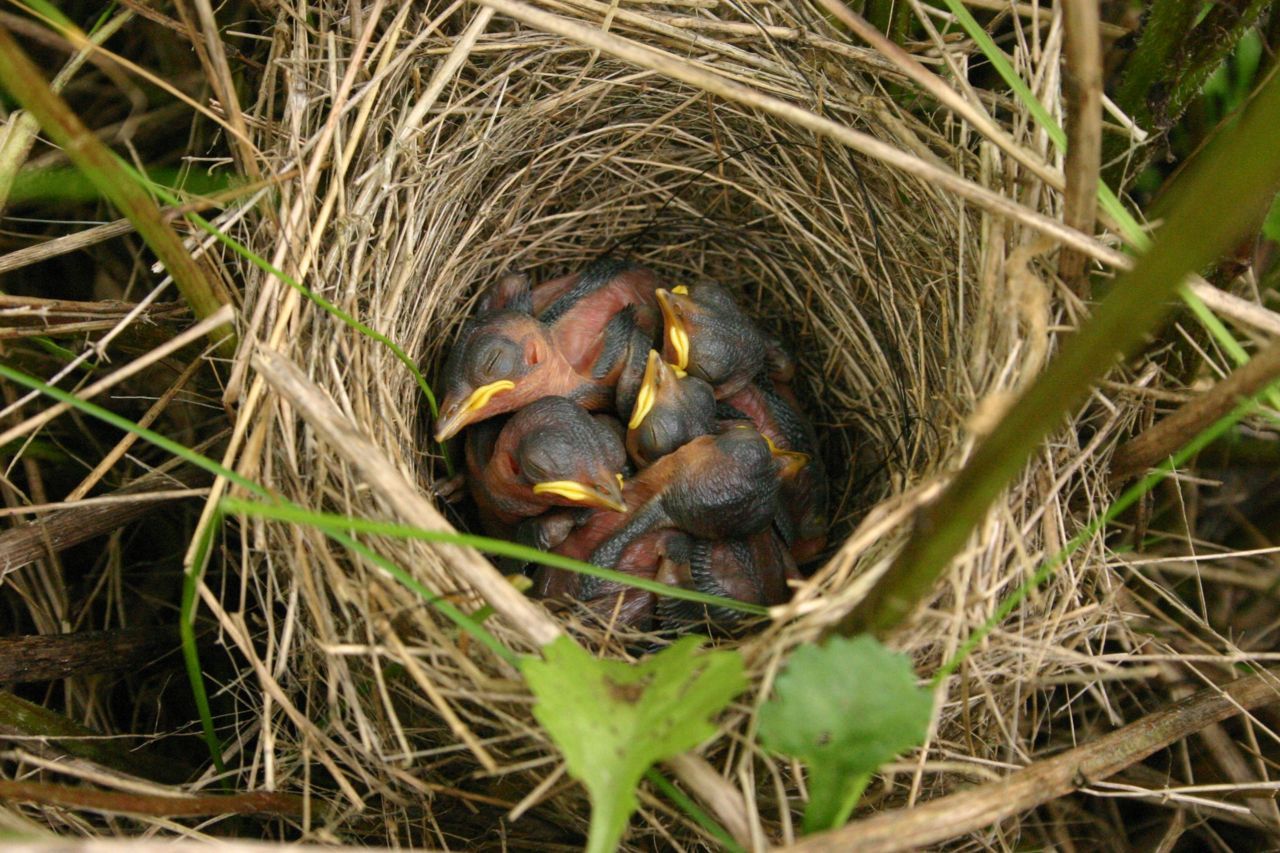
224 2 1143 848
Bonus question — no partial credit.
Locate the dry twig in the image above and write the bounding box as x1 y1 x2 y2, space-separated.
1111 337 1280 481
1059 0 1103 292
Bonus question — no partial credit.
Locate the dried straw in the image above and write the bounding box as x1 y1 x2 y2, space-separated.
151 1 1276 848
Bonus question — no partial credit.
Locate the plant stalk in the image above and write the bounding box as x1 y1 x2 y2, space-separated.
838 66 1280 637
0 23 237 357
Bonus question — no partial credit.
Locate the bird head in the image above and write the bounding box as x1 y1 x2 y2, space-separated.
626 350 717 466
511 397 628 513
764 434 810 479
656 283 766 396
435 311 557 441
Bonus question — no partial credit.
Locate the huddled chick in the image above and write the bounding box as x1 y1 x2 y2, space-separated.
436 256 829 631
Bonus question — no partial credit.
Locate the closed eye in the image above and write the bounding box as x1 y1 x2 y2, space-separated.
479 342 519 380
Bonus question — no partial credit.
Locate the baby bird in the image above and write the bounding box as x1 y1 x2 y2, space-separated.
533 256 663 374
589 426 797 570
534 525 684 629
625 350 717 468
474 270 534 315
655 530 799 632
591 306 657 421
435 310 611 441
465 396 626 540
720 379 828 562
436 259 663 441
657 282 769 399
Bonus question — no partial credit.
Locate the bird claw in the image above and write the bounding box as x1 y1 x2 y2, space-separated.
433 473 468 503
516 512 578 553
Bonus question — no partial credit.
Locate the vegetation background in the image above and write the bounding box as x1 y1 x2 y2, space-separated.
2 1 1280 850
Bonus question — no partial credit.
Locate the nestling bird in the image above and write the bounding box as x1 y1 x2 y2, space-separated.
590 306 656 420
532 469 683 628
762 332 797 385
589 426 801 570
532 426 778 626
435 259 664 441
654 530 799 631
435 310 612 441
657 282 770 399
464 396 627 539
623 349 825 560
534 526 685 629
625 349 717 468
475 269 535 315
532 256 663 374
441 258 828 629
721 379 829 562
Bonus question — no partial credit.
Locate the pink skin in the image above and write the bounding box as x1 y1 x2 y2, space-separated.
554 271 660 371
530 271 578 316
721 384 784 447
533 268 662 375
435 324 608 441
531 467 674 617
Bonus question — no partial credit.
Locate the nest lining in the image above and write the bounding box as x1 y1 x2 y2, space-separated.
221 3 1137 847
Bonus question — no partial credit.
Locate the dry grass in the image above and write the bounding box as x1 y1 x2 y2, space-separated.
5 1 1280 849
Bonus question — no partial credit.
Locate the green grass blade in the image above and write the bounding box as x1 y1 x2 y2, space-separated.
184 209 448 432
184 507 228 772
0 361 763 622
938 0 1142 245
320 525 519 667
840 68 1280 636
30 336 93 369
0 25 235 356
137 175 453 475
8 166 235 204
0 362 494 767
3 9 447 460
644 769 746 853
939 1 1063 148
937 0 1274 398
937 0 1279 399
0 358 766 758
219 498 769 618
1179 285 1280 411
931 383 1277 685
0 363 266 497
16 0 76 30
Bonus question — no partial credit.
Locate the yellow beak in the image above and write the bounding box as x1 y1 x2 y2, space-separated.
532 480 627 513
433 379 515 441
628 350 663 430
765 435 810 478
656 288 690 371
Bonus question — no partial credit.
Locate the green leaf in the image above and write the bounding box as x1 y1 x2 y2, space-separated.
523 636 747 853
758 636 932 833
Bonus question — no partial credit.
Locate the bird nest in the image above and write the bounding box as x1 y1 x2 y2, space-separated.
222 2 1135 847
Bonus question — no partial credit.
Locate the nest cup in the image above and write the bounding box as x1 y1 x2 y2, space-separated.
234 4 1104 847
